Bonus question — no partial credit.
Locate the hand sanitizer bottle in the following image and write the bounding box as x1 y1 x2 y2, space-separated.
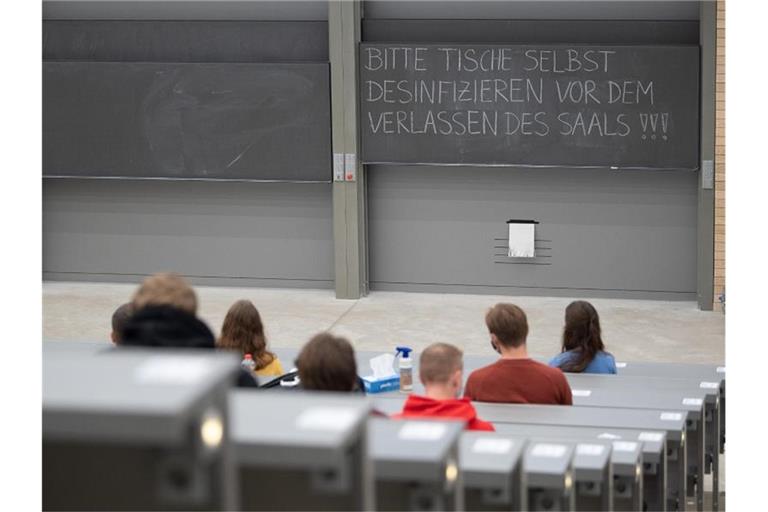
395 346 413 393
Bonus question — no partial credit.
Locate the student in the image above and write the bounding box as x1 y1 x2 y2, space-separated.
295 332 358 392
120 272 258 387
394 343 494 431
110 302 133 345
121 273 213 349
218 300 284 377
549 300 617 374
464 303 572 405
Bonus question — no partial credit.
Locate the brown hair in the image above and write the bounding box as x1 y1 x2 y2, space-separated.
485 303 529 348
296 333 357 392
132 273 198 314
419 343 463 384
110 302 134 344
218 300 276 370
560 300 606 372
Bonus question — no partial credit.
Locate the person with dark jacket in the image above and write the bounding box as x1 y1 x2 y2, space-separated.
120 273 258 387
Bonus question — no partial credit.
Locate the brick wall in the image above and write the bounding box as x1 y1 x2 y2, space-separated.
714 0 725 310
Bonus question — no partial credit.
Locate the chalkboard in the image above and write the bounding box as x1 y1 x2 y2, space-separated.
43 62 331 181
360 44 699 170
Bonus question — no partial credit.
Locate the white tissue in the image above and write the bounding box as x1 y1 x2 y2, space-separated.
369 353 397 379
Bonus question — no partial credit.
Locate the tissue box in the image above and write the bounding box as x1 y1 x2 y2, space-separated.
361 374 400 394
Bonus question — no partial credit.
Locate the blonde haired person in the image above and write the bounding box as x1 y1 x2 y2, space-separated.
218 300 284 377
132 272 198 313
121 273 259 387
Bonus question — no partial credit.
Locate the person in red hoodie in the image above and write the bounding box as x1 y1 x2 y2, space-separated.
393 342 494 431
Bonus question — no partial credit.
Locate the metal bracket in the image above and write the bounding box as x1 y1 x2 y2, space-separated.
701 160 714 189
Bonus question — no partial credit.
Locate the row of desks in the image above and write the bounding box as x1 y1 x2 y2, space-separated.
43 342 724 511
269 346 724 511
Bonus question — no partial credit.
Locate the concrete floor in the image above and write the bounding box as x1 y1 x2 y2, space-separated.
43 281 725 363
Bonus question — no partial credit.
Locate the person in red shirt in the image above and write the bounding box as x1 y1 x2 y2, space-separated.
464 303 573 405
394 342 494 431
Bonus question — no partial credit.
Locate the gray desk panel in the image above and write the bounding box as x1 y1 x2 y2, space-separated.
524 441 576 490
459 433 526 489
44 347 239 444
614 361 724 380
229 390 371 468
369 417 465 482
493 423 656 512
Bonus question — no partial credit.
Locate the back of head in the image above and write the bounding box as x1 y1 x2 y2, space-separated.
561 300 605 372
485 303 529 348
296 333 357 392
419 342 463 385
123 273 212 349
132 273 198 315
218 300 274 369
110 302 134 345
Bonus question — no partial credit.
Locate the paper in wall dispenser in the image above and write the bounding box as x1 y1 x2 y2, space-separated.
506 219 538 258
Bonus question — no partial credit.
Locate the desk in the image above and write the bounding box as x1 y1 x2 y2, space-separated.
523 441 577 511
493 424 649 512
374 396 686 511
229 390 372 510
567 386 706 511
459 432 526 511
43 347 240 511
611 362 725 455
565 373 721 511
368 417 465 511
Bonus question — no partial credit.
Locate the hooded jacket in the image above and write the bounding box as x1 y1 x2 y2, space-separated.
121 305 216 349
121 305 258 387
393 394 495 431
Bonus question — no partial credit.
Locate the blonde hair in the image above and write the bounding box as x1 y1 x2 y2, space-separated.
132 273 198 314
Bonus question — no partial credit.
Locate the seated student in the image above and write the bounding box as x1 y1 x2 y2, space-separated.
548 300 617 374
122 273 213 349
110 302 133 345
464 303 572 405
217 299 284 377
295 332 359 392
394 343 494 431
120 272 257 387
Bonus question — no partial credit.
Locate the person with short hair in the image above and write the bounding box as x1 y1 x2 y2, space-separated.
120 272 258 387
132 272 198 314
295 333 358 392
110 302 133 345
394 343 494 431
218 300 284 377
121 273 212 349
464 303 572 405
549 300 617 374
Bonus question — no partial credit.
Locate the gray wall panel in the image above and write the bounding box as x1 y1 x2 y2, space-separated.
363 20 699 44
363 1 699 20
43 180 334 286
43 1 329 20
368 166 697 299
43 20 329 62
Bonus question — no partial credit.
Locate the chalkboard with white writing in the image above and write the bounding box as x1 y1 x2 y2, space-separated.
360 44 699 170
